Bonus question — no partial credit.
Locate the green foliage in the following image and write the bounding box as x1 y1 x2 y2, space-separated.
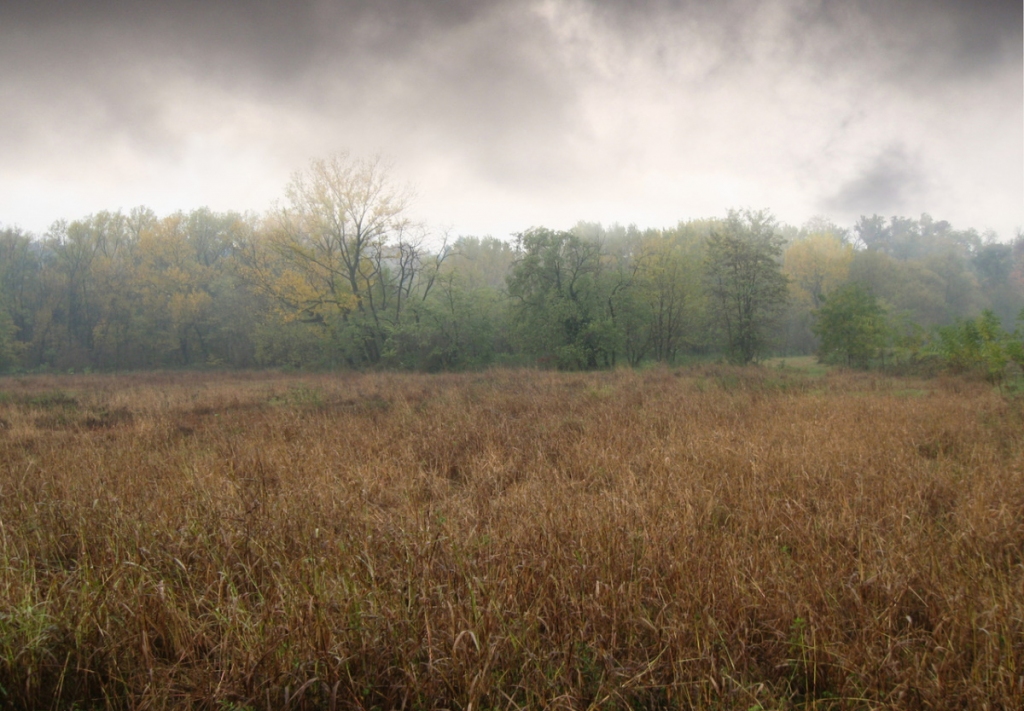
382 271 503 371
0 287 18 372
1009 308 1024 368
813 283 888 368
253 318 333 369
704 210 789 364
506 227 615 369
619 225 708 365
2 198 1022 372
935 310 1022 384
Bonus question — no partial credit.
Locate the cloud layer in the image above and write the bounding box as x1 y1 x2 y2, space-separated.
1 0 1020 238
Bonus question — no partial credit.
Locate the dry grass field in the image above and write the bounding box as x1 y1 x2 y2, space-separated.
0 367 1021 710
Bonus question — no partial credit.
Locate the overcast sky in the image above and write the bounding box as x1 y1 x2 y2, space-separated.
1 0 1021 240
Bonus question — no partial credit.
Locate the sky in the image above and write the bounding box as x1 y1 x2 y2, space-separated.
1 0 1021 240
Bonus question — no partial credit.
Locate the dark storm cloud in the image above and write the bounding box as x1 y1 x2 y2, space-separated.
579 0 1020 81
0 0 571 159
789 0 1021 78
6 0 1017 116
821 145 928 216
2 1 520 89
2 1 321 82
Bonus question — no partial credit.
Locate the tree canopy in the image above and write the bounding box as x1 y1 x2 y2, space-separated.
813 283 888 368
704 210 789 364
1 157 1022 374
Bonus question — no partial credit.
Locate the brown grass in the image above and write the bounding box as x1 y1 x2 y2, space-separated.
0 367 1021 710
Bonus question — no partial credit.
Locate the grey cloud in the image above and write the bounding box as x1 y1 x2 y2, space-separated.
2 1 508 80
0 0 1018 236
821 145 928 216
784 0 1021 79
0 1 567 143
572 0 1021 73
8 0 1017 97
5 1 1017 115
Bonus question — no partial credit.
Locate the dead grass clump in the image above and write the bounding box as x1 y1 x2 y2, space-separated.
0 367 1021 709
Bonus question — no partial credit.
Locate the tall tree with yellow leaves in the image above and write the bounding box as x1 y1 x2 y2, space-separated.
251 153 417 365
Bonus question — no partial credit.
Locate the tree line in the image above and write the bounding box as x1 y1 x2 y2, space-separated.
1 154 1022 375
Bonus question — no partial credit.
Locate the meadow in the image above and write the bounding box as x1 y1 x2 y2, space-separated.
0 366 1021 710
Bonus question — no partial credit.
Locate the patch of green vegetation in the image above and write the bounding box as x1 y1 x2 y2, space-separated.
763 356 830 377
0 599 62 688
760 372 815 393
714 372 740 391
268 385 325 408
584 384 615 400
1002 377 1024 397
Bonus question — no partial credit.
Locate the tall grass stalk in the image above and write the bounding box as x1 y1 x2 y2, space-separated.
0 367 1021 709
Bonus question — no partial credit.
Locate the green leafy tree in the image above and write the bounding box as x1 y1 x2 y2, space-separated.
375 235 513 370
704 210 789 364
0 226 40 368
383 268 502 370
781 225 854 354
0 283 17 371
506 227 613 369
619 227 706 365
1009 308 1024 369
813 283 888 368
936 310 1016 384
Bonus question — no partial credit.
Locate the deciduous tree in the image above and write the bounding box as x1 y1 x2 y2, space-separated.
813 283 888 368
255 153 414 365
507 227 612 369
704 210 789 364
784 232 853 309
